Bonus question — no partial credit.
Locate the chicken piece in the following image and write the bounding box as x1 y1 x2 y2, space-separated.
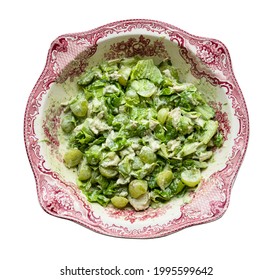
129 192 150 211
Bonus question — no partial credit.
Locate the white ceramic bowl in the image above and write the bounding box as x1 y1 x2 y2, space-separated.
24 19 249 238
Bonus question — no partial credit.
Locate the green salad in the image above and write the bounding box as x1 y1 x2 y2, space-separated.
60 57 224 211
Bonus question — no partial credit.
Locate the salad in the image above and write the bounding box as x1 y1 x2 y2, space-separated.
60 57 223 211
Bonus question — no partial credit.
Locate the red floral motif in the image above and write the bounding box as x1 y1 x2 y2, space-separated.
105 35 169 60
42 105 62 149
42 120 59 147
209 101 231 140
52 38 68 53
181 175 226 220
106 204 171 224
196 41 227 73
43 183 74 214
210 200 226 215
56 45 97 83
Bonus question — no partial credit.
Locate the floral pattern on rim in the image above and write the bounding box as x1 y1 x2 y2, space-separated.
42 182 76 214
181 174 227 221
55 45 98 83
106 203 172 224
52 37 69 53
194 40 229 75
42 106 62 148
39 172 105 227
24 19 249 238
104 35 170 60
209 101 231 140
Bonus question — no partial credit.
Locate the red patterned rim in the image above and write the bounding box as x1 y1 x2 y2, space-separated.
24 19 249 238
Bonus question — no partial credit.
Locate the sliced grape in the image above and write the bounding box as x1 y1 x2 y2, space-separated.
181 169 201 187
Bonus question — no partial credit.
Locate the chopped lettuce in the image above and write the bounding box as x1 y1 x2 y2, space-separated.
130 59 163 85
60 58 224 210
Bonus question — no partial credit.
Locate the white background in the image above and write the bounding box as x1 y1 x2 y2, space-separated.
1 0 272 279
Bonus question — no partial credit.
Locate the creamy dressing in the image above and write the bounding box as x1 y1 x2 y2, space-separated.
59 57 223 210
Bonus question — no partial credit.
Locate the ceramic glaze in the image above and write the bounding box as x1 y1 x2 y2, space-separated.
24 19 249 238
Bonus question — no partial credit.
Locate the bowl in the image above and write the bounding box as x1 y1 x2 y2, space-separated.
24 19 249 238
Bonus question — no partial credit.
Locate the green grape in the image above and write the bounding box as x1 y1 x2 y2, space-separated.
156 170 174 189
157 108 169 125
129 180 148 198
139 146 157 164
78 163 92 181
181 169 201 187
70 98 88 117
111 196 129 209
64 149 83 168
61 113 76 133
99 166 118 178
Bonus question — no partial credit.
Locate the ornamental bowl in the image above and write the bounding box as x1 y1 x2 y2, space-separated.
24 19 249 238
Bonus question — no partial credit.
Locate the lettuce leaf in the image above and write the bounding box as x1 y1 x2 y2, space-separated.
130 59 163 85
88 189 110 207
